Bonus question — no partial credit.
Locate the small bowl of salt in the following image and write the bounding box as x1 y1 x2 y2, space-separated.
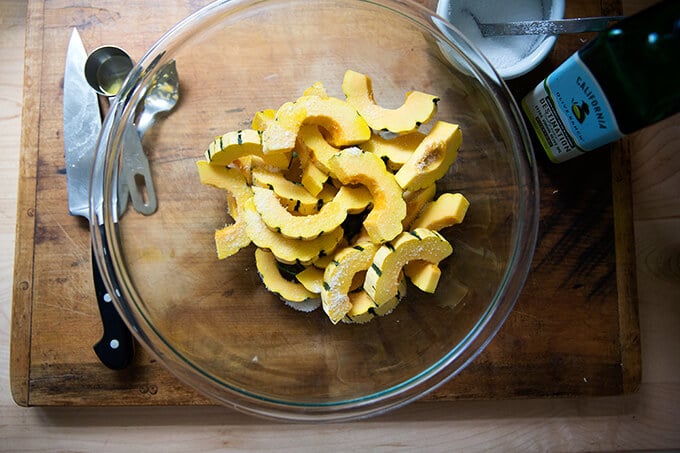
436 0 565 79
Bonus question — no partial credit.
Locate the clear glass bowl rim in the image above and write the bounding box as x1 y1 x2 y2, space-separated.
89 0 540 422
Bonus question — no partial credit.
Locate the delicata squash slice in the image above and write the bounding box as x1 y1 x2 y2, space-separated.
251 167 322 215
196 161 253 206
242 198 343 265
262 95 371 154
296 124 342 174
295 134 329 196
403 261 441 293
252 185 370 240
196 161 254 259
342 69 439 134
402 183 437 229
199 70 470 324
251 109 276 132
255 248 318 303
364 228 453 305
328 148 406 244
343 277 407 324
295 265 325 294
205 128 291 169
321 242 379 324
395 121 463 191
360 131 426 171
410 192 470 231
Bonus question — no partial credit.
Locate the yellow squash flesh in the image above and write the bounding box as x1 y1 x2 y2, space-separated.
342 278 406 324
302 81 329 98
252 186 347 240
255 248 317 302
402 184 437 229
328 148 406 243
197 161 254 259
251 167 321 215
342 69 439 134
321 242 379 324
295 133 329 196
242 198 343 265
364 228 452 305
295 266 325 294
251 109 276 132
262 95 371 154
205 129 290 169
297 124 342 174
403 261 441 293
197 161 253 206
410 192 470 231
361 131 426 171
394 121 462 191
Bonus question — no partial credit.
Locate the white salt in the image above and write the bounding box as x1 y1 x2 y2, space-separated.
441 0 546 70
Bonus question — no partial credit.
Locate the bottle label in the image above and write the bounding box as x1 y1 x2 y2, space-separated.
522 53 624 163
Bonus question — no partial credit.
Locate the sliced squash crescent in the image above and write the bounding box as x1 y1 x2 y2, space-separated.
361 131 426 171
342 70 439 134
312 237 349 269
214 223 250 260
295 266 325 294
342 278 407 324
252 185 371 240
252 186 347 240
295 132 329 196
342 290 376 324
197 161 253 207
302 81 329 98
297 124 342 173
262 96 371 154
364 228 452 305
255 248 317 302
333 185 372 214
243 198 343 265
410 193 470 231
251 167 321 215
394 121 462 191
404 261 441 293
321 242 379 324
402 183 437 229
328 148 406 243
205 129 291 169
251 109 276 132
197 162 254 259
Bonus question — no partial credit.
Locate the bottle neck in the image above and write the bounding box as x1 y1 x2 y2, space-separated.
577 0 680 133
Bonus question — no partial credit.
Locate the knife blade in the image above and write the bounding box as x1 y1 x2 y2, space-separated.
64 28 134 370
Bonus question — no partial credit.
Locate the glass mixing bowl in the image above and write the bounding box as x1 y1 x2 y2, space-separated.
90 0 539 422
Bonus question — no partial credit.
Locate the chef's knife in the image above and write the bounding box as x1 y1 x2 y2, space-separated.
64 28 134 370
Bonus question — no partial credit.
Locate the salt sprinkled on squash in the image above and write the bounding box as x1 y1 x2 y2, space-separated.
198 71 469 323
328 148 406 243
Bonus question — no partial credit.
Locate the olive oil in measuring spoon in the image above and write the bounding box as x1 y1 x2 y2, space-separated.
96 54 132 96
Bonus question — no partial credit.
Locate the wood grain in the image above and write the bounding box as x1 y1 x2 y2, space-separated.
7 0 642 408
1 0 679 451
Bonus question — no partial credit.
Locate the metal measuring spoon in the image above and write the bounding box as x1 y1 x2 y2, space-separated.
124 60 180 214
84 45 134 96
136 60 179 137
84 46 158 215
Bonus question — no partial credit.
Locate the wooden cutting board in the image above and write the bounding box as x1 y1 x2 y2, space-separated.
10 0 639 406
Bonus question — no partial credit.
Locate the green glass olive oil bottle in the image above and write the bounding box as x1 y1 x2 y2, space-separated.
522 0 680 163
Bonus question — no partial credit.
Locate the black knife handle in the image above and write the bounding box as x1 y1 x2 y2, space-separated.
91 225 134 369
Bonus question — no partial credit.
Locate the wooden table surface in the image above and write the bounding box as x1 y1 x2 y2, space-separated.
1 0 678 450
